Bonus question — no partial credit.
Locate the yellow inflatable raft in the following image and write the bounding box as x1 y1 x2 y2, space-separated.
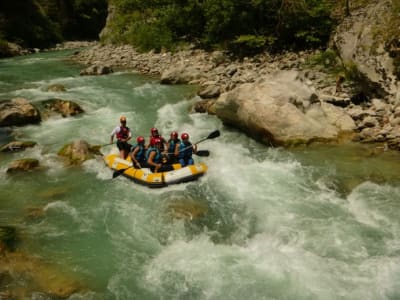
104 153 208 188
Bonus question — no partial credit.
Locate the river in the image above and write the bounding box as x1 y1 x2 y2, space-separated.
1 49 400 299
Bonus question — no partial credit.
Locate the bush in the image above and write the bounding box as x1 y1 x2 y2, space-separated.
228 35 268 58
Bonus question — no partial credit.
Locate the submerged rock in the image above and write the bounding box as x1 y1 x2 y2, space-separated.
45 84 66 92
166 198 208 221
0 251 85 298
6 158 40 174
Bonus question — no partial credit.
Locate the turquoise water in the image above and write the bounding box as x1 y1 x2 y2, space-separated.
1 50 400 299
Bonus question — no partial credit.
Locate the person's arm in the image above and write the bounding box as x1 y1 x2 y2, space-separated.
162 137 168 153
192 143 197 154
131 147 141 167
126 130 132 143
110 128 117 143
174 142 180 157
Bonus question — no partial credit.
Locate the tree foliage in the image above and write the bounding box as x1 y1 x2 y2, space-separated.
0 0 107 49
107 0 337 53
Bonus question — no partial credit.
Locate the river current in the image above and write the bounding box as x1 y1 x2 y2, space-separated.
1 49 400 299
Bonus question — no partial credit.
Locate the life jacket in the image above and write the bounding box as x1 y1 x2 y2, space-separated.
116 126 130 140
145 146 161 163
178 141 193 159
132 143 145 161
168 139 181 153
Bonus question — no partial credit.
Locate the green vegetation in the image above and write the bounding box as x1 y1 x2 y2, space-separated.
0 0 107 51
106 0 337 54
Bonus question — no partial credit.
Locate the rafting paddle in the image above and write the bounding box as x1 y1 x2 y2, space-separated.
112 130 220 178
112 165 133 178
195 150 210 157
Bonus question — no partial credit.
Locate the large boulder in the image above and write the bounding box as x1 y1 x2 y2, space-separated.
214 71 356 146
161 63 203 84
0 98 41 127
58 140 98 165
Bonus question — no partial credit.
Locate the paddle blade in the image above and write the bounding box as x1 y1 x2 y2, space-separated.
112 167 129 178
207 130 220 140
195 150 210 157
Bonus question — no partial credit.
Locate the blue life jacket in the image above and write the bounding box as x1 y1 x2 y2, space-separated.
178 141 193 159
132 143 145 161
168 139 181 153
145 146 161 163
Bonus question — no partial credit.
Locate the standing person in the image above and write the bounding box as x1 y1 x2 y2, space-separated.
147 127 167 152
146 138 172 173
130 136 146 168
178 132 197 167
110 116 132 159
166 131 181 163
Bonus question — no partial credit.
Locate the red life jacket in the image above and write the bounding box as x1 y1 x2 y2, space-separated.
116 126 130 140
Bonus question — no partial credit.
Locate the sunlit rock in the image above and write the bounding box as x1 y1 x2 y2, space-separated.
215 70 356 147
39 98 84 118
6 158 40 174
45 84 66 92
80 64 113 76
0 140 37 152
58 140 97 165
0 98 41 127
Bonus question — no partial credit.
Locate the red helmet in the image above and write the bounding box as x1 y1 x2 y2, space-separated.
170 131 178 139
181 133 189 140
137 136 145 143
150 127 159 135
150 137 161 146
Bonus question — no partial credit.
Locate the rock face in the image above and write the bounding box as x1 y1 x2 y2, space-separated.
215 71 356 146
69 0 400 149
0 98 41 127
332 0 397 99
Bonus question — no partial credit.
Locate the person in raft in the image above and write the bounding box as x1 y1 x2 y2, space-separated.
110 116 132 159
146 137 173 173
178 132 197 167
130 136 146 168
147 127 167 152
166 131 181 163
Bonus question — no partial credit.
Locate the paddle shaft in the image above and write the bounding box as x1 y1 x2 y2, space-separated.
167 129 220 155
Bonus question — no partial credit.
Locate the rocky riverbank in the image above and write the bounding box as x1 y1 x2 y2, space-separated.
70 42 400 151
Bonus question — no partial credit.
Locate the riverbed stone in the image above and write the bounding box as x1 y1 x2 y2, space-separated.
6 158 40 173
0 98 41 127
0 141 37 152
